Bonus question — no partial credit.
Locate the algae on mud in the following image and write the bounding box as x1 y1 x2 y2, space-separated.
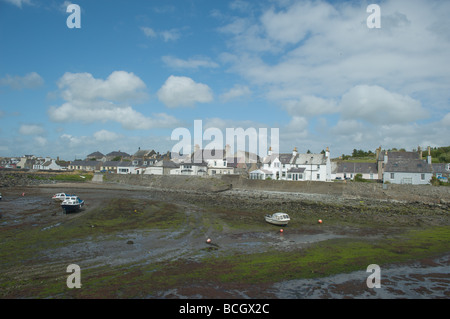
0 185 449 298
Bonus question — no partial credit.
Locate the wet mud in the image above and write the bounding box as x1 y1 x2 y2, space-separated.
0 183 449 299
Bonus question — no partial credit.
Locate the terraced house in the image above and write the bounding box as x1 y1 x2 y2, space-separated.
250 147 332 181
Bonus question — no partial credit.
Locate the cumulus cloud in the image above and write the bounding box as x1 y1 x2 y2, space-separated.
157 75 213 108
340 85 428 125
0 72 44 90
284 95 338 117
49 71 180 129
93 129 119 142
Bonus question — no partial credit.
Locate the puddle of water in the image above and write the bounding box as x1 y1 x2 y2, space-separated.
271 255 450 298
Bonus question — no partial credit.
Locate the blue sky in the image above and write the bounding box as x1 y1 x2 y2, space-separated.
1 0 449 160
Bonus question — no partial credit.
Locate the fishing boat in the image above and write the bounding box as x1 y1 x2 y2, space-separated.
265 212 290 226
52 193 71 201
61 196 84 213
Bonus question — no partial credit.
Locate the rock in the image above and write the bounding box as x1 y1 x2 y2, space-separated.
126 240 134 245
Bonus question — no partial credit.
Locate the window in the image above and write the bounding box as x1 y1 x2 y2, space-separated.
317 165 320 169
299 174 303 179
421 174 425 180
390 173 395 179
317 174 320 180
370 174 374 179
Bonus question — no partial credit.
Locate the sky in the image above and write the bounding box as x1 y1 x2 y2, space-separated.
0 0 449 160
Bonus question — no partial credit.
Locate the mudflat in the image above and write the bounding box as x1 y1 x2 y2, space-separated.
0 180 449 299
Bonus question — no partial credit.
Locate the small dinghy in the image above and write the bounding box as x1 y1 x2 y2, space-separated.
265 212 290 226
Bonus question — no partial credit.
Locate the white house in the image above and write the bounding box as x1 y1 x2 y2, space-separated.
170 162 208 176
143 160 179 175
116 161 134 174
335 162 379 180
251 147 332 181
382 148 433 185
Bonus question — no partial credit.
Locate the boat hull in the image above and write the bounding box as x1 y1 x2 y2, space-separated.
265 212 290 226
265 217 289 226
61 201 84 213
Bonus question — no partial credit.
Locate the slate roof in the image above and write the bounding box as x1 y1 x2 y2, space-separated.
288 167 306 173
337 162 378 174
432 163 450 174
106 151 131 158
384 159 432 173
293 153 327 165
87 151 104 158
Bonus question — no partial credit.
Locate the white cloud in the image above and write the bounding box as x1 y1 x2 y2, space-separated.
284 95 338 117
19 124 45 135
157 75 213 108
57 71 147 103
219 0 450 106
160 29 181 42
162 56 219 69
2 0 32 8
0 72 44 90
49 71 180 129
141 26 182 42
340 85 428 125
141 27 157 38
93 129 119 142
260 0 337 45
220 84 251 102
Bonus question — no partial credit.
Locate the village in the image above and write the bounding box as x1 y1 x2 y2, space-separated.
1 145 449 186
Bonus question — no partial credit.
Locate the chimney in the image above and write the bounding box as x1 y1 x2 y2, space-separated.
427 146 431 164
194 144 200 153
384 150 388 164
292 147 298 156
418 146 422 159
268 146 272 156
325 146 330 158
376 146 381 161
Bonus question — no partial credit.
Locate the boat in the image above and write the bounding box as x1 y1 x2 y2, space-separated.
61 196 84 213
265 212 290 226
52 193 70 201
0 192 2 200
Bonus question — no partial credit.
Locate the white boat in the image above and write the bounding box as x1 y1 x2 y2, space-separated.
52 193 70 201
265 212 290 226
61 196 84 213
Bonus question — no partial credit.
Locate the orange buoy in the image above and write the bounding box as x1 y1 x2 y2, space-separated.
318 219 323 224
280 229 284 233
206 238 211 243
